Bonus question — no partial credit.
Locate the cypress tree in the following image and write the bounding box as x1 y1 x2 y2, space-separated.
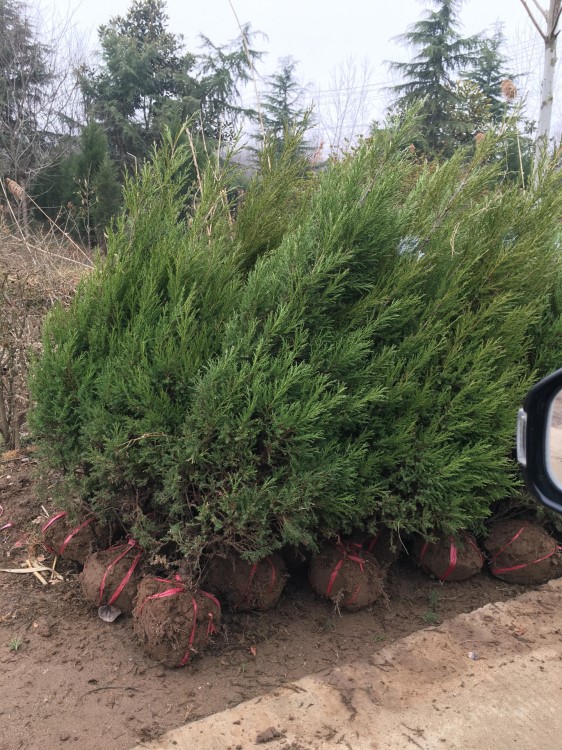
29 119 562 573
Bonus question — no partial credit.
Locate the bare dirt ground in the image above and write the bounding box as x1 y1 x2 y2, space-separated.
0 233 552 750
0 453 540 750
142 579 562 750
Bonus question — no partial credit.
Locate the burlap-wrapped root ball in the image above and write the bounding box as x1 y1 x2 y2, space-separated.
205 553 287 611
42 511 109 564
80 540 143 613
484 520 562 584
413 533 484 582
309 544 384 611
133 577 221 667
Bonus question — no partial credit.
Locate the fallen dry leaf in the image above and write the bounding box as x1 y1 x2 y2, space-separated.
1 450 19 461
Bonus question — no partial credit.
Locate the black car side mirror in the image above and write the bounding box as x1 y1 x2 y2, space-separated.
518 367 562 514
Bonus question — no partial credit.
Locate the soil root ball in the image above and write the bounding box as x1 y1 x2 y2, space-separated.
309 543 384 611
204 553 287 611
80 541 143 613
42 511 109 564
413 533 483 582
484 520 562 584
133 577 221 668
354 528 401 568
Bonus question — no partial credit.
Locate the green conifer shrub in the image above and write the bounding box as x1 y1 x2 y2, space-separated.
29 123 562 573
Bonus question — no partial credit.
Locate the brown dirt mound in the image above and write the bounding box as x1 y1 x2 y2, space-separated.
413 533 483 582
204 553 287 611
133 577 221 668
42 511 109 564
484 520 562 584
309 544 384 611
79 541 143 612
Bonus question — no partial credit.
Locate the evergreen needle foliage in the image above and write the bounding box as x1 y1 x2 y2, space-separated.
29 119 562 571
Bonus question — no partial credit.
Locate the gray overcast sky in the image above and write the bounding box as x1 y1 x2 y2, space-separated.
43 0 556 139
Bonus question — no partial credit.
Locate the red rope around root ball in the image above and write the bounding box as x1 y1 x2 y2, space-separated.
235 556 278 610
489 526 561 576
137 576 220 666
325 544 368 608
420 534 483 582
98 540 143 607
41 511 96 556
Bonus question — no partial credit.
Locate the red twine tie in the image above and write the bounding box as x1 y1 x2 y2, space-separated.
98 540 142 606
41 511 68 553
41 511 67 534
420 538 457 581
236 556 277 609
179 597 199 666
0 505 13 531
59 516 95 555
136 582 186 615
489 525 562 575
420 534 483 582
41 512 96 556
365 533 380 554
325 545 366 606
136 580 221 667
179 591 221 665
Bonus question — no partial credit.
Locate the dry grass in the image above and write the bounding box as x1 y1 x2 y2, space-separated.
0 220 92 449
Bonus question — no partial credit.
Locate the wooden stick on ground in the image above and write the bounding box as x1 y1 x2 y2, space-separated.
25 559 48 585
49 556 64 582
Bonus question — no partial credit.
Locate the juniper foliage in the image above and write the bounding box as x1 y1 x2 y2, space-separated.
29 121 562 568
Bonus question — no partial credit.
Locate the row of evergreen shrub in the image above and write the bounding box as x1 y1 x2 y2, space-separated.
29 122 562 572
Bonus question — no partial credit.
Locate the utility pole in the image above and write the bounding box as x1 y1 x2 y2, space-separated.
519 0 562 173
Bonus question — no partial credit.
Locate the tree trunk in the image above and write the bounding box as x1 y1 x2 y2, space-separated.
534 2 560 170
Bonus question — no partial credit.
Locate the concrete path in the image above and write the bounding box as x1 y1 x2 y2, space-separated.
131 579 562 750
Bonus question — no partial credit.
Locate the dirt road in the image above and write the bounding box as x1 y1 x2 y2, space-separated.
134 578 562 750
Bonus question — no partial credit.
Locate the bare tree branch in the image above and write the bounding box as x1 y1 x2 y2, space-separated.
316 56 377 154
520 0 548 40
554 1 562 33
531 0 549 20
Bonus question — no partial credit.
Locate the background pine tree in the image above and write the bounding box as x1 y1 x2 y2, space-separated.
388 0 480 156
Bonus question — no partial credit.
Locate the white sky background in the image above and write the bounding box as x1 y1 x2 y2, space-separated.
42 0 556 147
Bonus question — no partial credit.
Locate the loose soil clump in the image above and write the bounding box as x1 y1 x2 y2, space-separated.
309 544 384 611
484 520 562 584
133 577 221 667
205 553 287 611
413 533 484 582
42 511 108 564
80 541 143 612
